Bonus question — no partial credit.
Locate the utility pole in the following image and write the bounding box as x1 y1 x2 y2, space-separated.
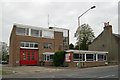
76 6 96 68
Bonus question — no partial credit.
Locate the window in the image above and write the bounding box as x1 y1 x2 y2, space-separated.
25 42 29 47
50 55 54 61
27 51 30 60
44 55 46 61
31 29 39 37
20 42 38 48
42 30 54 38
44 43 52 49
63 37 68 43
16 27 29 35
21 42 24 47
98 54 106 61
23 51 26 60
86 54 94 61
43 54 54 61
93 54 96 61
31 51 34 60
39 30 42 37
47 56 49 61
73 54 85 61
30 43 34 47
34 43 38 48
73 54 79 61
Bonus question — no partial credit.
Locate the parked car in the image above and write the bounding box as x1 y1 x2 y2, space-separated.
1 60 8 64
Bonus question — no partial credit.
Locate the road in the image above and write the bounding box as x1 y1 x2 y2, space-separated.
2 65 119 78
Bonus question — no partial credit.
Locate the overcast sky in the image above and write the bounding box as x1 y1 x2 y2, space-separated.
1 1 119 46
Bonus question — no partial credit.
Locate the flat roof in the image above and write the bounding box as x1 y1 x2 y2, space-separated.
14 23 69 32
66 50 108 54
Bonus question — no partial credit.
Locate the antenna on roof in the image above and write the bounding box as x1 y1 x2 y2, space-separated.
48 14 49 27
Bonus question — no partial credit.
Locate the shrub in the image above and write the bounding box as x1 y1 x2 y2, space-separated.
53 51 65 67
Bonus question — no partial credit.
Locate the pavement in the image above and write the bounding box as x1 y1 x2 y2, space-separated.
2 65 119 78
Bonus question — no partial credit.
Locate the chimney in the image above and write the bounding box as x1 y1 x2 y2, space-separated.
104 22 112 33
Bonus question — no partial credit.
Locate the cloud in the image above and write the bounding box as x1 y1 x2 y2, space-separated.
2 2 118 45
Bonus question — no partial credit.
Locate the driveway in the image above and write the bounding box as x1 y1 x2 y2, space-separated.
2 65 119 78
2 65 67 75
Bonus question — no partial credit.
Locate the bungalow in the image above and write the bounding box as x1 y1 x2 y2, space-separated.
42 50 108 67
65 50 108 67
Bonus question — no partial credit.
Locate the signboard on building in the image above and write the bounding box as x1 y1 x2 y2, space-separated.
65 53 72 62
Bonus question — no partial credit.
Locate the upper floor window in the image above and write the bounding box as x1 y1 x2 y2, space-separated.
44 43 52 49
31 29 39 37
20 42 38 49
16 27 29 35
42 30 54 38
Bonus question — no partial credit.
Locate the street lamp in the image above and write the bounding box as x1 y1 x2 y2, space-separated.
76 6 96 68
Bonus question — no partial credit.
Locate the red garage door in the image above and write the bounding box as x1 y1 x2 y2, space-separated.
20 49 38 65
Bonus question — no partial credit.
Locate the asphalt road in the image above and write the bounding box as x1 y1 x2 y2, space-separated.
2 65 119 78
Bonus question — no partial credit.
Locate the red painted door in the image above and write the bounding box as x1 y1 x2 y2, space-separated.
20 49 38 65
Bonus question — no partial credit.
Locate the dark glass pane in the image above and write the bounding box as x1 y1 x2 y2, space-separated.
50 55 53 60
86 54 93 61
104 55 106 60
44 55 46 61
31 29 39 37
26 28 29 35
28 56 30 60
47 56 49 61
73 54 79 59
82 54 85 61
16 27 25 35
21 43 24 47
44 43 52 49
25 43 29 47
30 43 33 47
40 30 42 37
31 54 34 60
34 43 38 48
98 54 104 61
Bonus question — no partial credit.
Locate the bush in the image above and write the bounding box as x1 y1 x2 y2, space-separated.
53 51 65 67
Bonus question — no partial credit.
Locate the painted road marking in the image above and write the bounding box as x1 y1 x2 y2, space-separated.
99 75 115 78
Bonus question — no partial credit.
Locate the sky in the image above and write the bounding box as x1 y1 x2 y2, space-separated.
0 0 119 46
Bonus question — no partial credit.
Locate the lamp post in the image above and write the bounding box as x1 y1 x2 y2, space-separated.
77 6 96 68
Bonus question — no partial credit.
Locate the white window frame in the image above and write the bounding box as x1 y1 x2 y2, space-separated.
31 29 39 37
16 27 29 36
43 43 52 49
73 53 85 62
97 54 107 61
42 30 54 39
73 53 103 62
43 54 54 62
20 42 38 49
86 54 94 61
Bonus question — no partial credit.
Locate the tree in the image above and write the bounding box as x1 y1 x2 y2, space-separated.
74 45 79 50
75 23 95 50
69 43 74 49
53 51 65 67
2 50 9 62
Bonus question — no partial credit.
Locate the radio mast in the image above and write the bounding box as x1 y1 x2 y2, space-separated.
48 14 49 27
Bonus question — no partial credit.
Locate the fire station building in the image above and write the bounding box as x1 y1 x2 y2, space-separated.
9 24 69 66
